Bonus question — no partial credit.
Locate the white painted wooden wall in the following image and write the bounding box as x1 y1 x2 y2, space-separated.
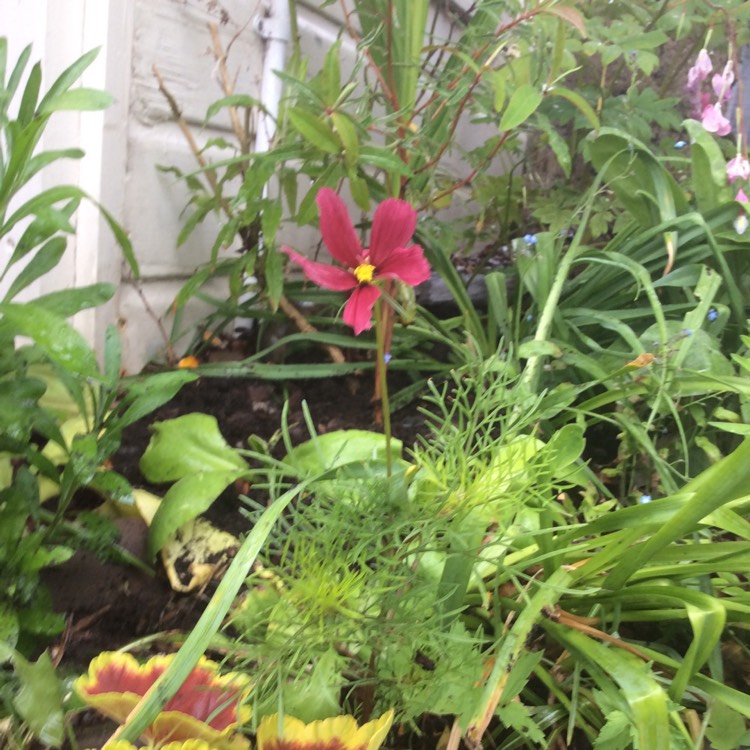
3 0 482 373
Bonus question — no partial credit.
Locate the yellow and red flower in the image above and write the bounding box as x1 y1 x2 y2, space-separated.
256 709 394 750
75 652 252 750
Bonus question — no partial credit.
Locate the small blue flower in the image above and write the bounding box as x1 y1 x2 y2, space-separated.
682 328 693 337
526 313 534 322
638 494 652 504
674 140 688 149
523 233 538 245
383 352 392 364
707 308 718 322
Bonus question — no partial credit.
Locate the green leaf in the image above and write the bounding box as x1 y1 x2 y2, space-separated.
348 170 370 211
593 710 633 750
205 93 263 122
12 651 64 747
117 480 311 743
548 85 600 131
3 236 66 301
331 111 359 167
18 62 42 126
535 113 571 177
103 325 122 388
500 84 543 131
288 107 341 154
0 302 100 377
139 413 248 483
148 470 243 558
322 39 342 105
264 245 284 311
683 118 731 212
552 627 670 750
358 145 413 175
605 439 750 589
284 429 402 475
38 87 112 114
705 701 749 750
36 47 101 113
0 603 19 652
31 283 116 316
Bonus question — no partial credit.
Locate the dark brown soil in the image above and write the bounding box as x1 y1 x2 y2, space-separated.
45 371 430 671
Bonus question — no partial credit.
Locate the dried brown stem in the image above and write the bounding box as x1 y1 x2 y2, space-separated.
208 22 251 156
153 62 346 364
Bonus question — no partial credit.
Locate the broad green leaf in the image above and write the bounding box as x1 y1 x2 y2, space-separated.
139 413 248 483
500 84 543 131
103 325 122 388
148 470 244 558
545 423 585 469
331 111 359 166
284 429 402 475
322 40 342 106
358 145 413 175
38 87 112 114
541 5 587 36
117 370 198 427
0 302 100 377
264 244 284 310
31 283 116 317
12 651 64 747
288 107 341 154
3 236 66 301
548 85 600 131
683 118 731 212
705 701 749 750
36 47 101 113
18 61 42 126
535 112 571 177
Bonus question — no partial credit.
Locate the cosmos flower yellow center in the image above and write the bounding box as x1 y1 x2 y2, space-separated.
354 263 376 284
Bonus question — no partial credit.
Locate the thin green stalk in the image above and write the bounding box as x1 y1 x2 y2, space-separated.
374 298 392 477
519 152 632 393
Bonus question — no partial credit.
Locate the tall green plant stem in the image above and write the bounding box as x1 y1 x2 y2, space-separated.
374 298 393 477
110 480 310 744
519 163 614 393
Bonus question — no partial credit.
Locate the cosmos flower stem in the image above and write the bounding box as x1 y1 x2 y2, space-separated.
374 298 393 478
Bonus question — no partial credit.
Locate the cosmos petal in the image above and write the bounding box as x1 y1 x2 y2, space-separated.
316 188 364 267
342 284 382 335
375 244 431 286
282 247 358 291
368 198 417 265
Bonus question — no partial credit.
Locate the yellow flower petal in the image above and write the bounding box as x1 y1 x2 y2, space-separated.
257 710 394 750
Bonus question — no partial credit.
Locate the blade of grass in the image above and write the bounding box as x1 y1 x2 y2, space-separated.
111 479 311 744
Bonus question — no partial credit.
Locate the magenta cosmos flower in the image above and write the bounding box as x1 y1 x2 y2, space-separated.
282 188 431 335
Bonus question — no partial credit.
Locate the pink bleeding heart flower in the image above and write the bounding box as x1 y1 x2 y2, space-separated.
727 155 750 183
735 189 749 234
282 188 431 335
701 103 732 136
687 49 713 92
712 61 734 103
